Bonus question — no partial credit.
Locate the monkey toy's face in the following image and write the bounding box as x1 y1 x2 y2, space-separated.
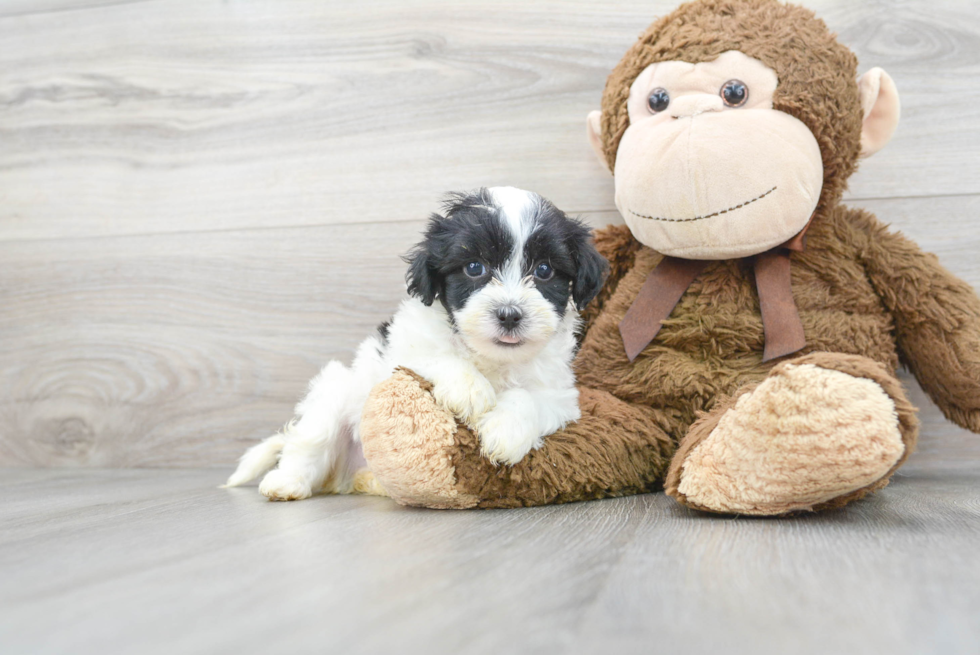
588 50 899 260
616 51 821 260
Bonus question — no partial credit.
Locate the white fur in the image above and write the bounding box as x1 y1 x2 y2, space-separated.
224 297 581 500
490 185 537 286
226 188 583 501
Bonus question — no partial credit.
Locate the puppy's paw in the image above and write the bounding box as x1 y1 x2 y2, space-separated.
475 393 542 466
430 367 496 423
258 469 313 501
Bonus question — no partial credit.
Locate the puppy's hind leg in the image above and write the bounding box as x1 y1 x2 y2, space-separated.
326 334 392 495
223 433 287 488
259 360 356 501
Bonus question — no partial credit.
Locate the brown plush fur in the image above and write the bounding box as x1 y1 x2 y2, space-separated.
575 205 905 443
363 368 675 508
361 0 980 513
664 352 919 514
579 223 643 335
360 369 479 509
451 386 674 508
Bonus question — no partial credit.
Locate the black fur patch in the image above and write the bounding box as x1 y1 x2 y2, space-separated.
404 188 608 320
374 320 391 355
376 320 391 343
522 197 608 314
405 189 514 316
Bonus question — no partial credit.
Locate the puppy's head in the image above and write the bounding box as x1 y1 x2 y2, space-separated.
405 187 608 362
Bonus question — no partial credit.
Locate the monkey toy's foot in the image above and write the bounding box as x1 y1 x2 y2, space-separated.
666 353 919 515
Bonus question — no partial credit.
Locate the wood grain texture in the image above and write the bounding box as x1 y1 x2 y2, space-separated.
1 0 979 468
2 3 978 652
0 0 979 240
3 196 978 467
0 468 978 655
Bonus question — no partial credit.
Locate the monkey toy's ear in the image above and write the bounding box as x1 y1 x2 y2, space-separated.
586 110 612 174
857 68 901 158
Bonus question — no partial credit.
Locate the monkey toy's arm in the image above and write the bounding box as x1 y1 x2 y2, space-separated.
579 224 642 335
855 210 980 432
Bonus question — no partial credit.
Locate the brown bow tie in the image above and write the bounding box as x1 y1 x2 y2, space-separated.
619 222 811 363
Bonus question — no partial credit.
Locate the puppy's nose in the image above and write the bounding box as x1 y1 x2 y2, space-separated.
495 306 523 330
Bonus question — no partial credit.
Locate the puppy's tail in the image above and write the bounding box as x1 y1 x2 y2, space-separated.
222 433 287 488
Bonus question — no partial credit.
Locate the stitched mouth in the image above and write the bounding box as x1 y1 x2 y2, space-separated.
628 186 777 223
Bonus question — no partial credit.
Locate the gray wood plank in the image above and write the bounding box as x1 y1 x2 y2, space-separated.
1 0 978 241
0 0 148 17
572 472 980 655
0 468 977 655
0 220 417 467
2 195 979 467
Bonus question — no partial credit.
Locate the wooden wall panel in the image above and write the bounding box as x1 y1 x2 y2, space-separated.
1 196 978 467
1 1 979 239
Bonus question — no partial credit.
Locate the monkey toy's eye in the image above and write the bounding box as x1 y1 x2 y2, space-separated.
720 79 748 107
647 87 670 113
533 262 554 281
464 261 487 278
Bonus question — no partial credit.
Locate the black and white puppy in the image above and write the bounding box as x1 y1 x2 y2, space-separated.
225 187 607 501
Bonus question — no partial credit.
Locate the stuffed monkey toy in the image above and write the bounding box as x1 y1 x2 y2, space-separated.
358 0 980 514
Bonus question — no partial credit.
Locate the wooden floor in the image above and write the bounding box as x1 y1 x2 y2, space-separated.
2 467 979 655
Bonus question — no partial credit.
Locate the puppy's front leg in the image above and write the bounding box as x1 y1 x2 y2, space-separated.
421 360 497 425
476 386 580 466
475 388 540 465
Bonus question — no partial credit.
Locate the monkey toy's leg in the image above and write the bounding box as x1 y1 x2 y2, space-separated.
664 353 919 515
360 355 917 513
359 368 677 509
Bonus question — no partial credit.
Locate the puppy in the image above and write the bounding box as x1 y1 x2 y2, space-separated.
224 187 608 500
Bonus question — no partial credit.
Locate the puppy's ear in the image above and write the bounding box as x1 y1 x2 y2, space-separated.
571 231 609 311
404 247 438 306
404 214 445 306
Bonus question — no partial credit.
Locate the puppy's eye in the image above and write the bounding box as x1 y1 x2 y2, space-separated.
533 262 554 281
464 261 486 278
720 79 748 107
647 87 670 113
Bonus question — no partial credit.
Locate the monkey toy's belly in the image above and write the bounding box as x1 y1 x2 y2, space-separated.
574 244 900 439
